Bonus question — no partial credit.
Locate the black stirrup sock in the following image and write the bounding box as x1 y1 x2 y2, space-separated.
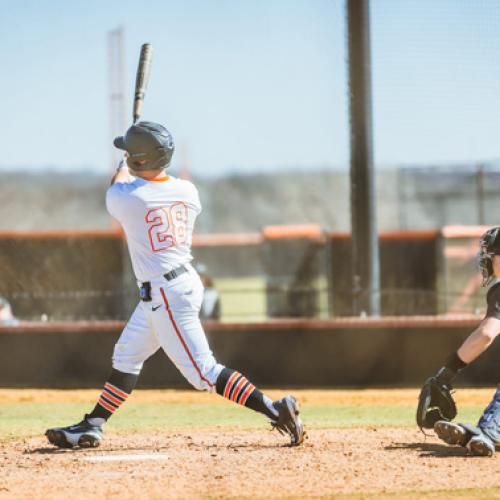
88 369 139 421
216 367 278 420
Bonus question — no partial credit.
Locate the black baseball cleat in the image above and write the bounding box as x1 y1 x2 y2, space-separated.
271 395 304 446
45 415 103 449
467 435 495 457
434 421 470 447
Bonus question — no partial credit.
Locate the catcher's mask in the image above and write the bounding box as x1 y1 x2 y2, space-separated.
114 121 174 171
478 226 500 286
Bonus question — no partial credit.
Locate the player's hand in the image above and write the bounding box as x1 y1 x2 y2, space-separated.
416 376 457 430
116 153 129 171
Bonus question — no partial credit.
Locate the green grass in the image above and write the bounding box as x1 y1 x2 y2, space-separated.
0 401 486 442
336 488 500 499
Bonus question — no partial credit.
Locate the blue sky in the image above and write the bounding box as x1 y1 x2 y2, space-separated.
0 0 499 176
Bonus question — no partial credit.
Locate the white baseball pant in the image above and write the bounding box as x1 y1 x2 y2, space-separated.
112 264 224 391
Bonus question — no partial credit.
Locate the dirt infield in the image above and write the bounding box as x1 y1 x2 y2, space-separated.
1 389 499 498
1 428 499 499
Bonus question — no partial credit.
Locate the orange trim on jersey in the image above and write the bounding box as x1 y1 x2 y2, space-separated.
160 287 215 388
148 176 170 182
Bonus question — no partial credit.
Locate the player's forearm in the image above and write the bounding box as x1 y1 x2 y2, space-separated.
433 318 500 386
457 322 500 364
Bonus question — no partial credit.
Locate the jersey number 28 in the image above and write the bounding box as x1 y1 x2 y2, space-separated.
145 203 188 252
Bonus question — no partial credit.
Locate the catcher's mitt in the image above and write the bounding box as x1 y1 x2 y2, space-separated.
416 376 457 430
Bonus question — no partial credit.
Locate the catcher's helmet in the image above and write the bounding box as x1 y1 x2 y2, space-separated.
478 226 500 286
114 121 174 171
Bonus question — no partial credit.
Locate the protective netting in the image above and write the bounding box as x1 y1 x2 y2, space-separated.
368 0 500 223
1 2 499 321
370 0 500 168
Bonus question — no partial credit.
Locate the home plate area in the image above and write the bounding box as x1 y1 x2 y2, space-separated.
81 453 169 462
2 428 499 499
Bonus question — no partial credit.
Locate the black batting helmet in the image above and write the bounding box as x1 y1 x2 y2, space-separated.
114 121 174 171
478 226 500 286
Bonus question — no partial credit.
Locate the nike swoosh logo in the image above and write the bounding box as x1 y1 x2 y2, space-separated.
152 305 162 311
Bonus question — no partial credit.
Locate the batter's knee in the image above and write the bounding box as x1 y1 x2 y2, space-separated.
183 361 224 393
112 343 145 376
112 361 143 376
185 376 211 392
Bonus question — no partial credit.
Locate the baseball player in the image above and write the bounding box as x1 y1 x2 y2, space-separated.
416 226 500 456
45 122 304 448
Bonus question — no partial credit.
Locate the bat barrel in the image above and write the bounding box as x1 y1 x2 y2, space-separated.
133 43 153 123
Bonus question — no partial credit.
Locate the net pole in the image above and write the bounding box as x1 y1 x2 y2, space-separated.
346 0 380 316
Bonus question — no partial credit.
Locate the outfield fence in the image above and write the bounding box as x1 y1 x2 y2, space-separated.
0 225 490 322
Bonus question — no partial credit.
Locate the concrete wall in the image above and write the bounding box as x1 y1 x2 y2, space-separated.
1 317 498 388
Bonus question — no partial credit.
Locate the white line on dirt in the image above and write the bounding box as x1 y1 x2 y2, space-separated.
81 453 169 462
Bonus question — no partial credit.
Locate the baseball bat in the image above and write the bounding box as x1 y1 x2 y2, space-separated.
133 43 153 123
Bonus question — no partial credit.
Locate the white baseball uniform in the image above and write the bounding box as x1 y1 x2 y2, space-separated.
106 175 224 391
45 124 303 451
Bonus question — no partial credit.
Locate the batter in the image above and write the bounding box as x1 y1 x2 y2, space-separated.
45 121 304 448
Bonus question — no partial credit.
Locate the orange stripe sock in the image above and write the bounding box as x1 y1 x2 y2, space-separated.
215 368 277 420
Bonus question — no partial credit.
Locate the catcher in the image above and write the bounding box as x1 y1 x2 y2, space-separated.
416 226 500 456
